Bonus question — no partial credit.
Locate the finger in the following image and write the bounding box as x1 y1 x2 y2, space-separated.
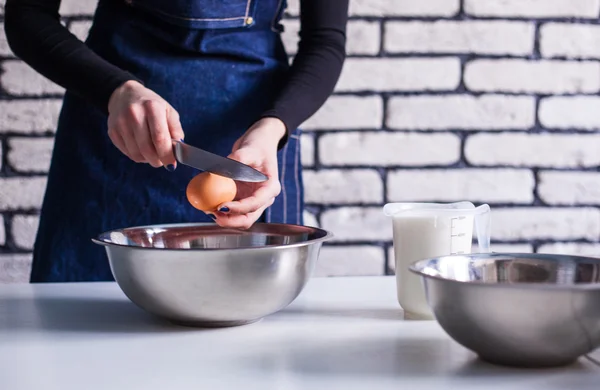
118 117 146 163
145 100 174 167
129 104 162 168
166 106 185 142
214 198 274 229
219 180 280 215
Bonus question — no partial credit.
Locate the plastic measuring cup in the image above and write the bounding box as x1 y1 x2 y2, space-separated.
383 201 491 320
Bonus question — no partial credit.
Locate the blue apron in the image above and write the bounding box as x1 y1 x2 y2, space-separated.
30 0 304 283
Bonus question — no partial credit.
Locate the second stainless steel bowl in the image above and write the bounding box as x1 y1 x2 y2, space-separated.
410 252 600 368
93 223 332 327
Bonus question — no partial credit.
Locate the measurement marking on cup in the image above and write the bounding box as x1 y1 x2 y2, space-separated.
450 216 467 255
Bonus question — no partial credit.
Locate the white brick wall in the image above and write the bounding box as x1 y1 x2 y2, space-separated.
539 97 600 129
12 215 39 250
538 171 600 204
336 58 461 92
0 178 47 211
387 169 535 203
319 132 460 166
384 21 535 55
301 96 382 130
1 61 65 95
0 100 62 133
541 24 600 59
465 0 600 18
304 169 383 204
3 0 600 282
464 59 600 94
387 95 535 130
465 134 600 167
7 138 54 173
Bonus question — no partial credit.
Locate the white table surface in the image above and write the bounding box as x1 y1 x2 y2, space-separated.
0 276 598 390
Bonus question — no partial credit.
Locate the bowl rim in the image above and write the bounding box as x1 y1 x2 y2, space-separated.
408 252 600 290
91 222 334 252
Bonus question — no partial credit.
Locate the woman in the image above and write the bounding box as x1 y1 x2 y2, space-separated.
4 0 348 283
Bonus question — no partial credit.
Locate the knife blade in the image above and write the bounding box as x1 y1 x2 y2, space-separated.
172 140 268 183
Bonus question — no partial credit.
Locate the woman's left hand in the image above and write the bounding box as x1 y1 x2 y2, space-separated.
211 118 286 229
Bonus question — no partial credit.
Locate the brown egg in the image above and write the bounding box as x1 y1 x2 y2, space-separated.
186 172 237 212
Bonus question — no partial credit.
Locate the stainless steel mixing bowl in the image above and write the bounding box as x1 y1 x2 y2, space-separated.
92 222 332 327
409 252 600 368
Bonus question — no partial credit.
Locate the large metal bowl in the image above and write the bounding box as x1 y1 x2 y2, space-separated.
92 222 332 327
409 252 600 368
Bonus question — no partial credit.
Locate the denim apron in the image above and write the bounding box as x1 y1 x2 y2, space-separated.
30 0 304 283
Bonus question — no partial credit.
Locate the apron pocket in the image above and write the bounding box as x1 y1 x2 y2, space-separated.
127 0 257 29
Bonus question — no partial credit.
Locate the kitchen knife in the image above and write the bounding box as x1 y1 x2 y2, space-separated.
172 139 268 182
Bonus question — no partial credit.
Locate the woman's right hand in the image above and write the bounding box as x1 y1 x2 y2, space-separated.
107 80 185 170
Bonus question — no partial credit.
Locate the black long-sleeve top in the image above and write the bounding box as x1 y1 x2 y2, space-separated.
4 0 349 139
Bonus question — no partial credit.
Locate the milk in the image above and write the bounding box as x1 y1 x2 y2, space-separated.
391 212 474 320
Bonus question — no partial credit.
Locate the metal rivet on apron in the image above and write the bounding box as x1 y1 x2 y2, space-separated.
245 17 254 25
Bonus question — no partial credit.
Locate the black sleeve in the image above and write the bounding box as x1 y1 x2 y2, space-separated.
4 0 140 113
261 0 349 141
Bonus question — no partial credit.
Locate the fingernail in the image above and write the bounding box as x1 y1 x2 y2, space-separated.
165 164 176 172
207 213 216 220
219 206 230 213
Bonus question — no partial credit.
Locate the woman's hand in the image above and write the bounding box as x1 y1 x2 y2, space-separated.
107 80 185 169
211 118 286 229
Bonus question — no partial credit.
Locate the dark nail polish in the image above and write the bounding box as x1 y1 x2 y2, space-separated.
165 164 176 172
219 207 230 213
207 213 216 220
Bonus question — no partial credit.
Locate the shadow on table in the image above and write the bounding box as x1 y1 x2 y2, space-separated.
281 307 403 321
243 336 595 380
0 296 203 334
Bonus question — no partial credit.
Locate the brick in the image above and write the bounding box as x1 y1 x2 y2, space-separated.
0 22 13 56
0 254 32 284
1 61 65 95
0 178 47 211
385 21 534 56
59 0 97 16
300 133 314 167
465 0 600 18
69 20 93 42
0 215 5 245
465 59 600 94
336 58 460 92
8 138 54 173
303 210 319 228
315 246 385 277
540 97 600 129
491 207 600 241
0 100 62 134
12 215 39 250
345 21 381 56
466 133 600 168
304 169 383 204
387 95 535 130
321 207 392 242
301 96 382 130
541 23 600 59
319 132 460 166
537 243 600 256
388 169 534 203
280 19 299 56
281 20 380 56
285 0 459 17
538 171 600 205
